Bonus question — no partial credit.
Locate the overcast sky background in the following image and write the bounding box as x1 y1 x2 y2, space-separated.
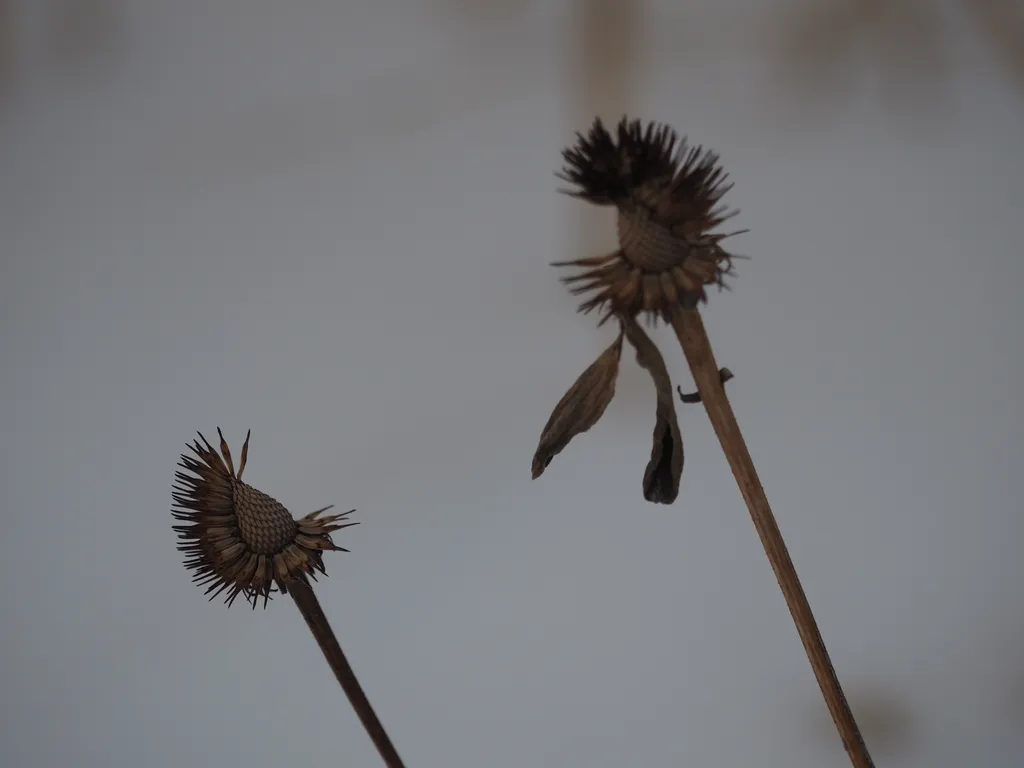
2 1 1023 767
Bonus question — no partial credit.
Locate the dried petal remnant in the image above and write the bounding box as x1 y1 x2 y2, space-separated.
554 116 746 323
532 330 624 479
621 315 684 504
172 429 356 608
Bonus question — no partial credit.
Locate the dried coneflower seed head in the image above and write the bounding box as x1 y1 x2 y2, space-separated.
554 116 747 323
172 429 356 608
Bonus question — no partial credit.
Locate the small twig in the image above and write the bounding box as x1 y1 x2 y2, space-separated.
289 579 407 768
677 367 734 403
669 308 874 768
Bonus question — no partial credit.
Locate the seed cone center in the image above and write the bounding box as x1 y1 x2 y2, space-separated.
231 480 298 555
617 209 686 272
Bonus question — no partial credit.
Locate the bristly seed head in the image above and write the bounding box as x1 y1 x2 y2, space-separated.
553 116 748 323
172 429 357 609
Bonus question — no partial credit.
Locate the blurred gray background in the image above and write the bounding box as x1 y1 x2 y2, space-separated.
2 1 1022 766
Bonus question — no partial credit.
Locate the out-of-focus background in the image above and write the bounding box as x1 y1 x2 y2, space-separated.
2 1 1022 766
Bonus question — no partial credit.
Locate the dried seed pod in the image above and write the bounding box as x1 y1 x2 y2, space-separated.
553 116 746 324
172 429 357 608
532 330 624 479
620 315 684 504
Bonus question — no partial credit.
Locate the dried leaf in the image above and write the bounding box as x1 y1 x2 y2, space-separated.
532 330 624 479
621 315 683 504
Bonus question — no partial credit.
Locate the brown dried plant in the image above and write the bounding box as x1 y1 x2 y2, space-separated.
172 429 406 768
532 116 875 768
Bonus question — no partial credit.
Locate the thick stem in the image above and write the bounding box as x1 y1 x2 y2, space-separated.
288 579 407 768
670 308 874 768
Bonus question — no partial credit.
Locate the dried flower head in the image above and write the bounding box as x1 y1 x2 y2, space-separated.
554 116 746 323
172 429 356 608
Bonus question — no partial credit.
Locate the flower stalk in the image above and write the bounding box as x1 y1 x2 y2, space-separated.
289 579 406 768
671 308 874 768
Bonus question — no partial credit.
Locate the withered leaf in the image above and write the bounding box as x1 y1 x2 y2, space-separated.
532 330 625 479
620 315 683 504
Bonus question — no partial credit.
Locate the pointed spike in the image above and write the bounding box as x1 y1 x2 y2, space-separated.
216 428 235 477
205 580 232 602
559 266 612 284
550 251 619 268
720 228 750 240
196 432 228 474
237 429 250 480
196 432 216 455
567 280 609 297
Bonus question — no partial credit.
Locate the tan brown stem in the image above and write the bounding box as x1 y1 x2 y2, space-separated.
288 579 407 768
669 308 874 768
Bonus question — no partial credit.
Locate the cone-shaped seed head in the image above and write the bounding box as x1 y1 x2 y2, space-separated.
171 429 356 608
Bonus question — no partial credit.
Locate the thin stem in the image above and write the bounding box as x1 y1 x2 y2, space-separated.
669 308 874 768
288 579 407 768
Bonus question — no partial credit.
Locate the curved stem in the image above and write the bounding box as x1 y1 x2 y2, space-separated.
288 579 407 768
670 308 874 768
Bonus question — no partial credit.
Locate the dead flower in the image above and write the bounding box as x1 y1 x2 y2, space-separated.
172 428 355 608
553 116 746 323
172 429 407 768
535 116 876 768
533 116 739 503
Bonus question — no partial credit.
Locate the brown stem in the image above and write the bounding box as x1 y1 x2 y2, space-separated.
669 308 874 768
288 579 407 768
